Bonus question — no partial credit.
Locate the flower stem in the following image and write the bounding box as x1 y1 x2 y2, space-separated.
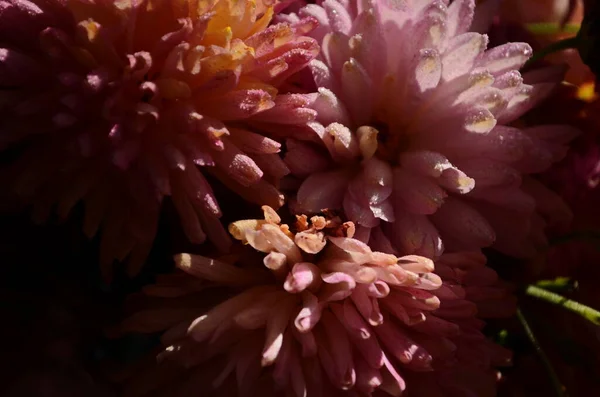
526 285 600 326
525 36 580 67
535 277 578 292
526 23 581 35
517 308 569 397
550 230 600 249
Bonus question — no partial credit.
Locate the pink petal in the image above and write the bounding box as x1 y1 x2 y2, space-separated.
386 208 444 258
413 314 461 337
434 299 478 319
322 31 351 74
201 89 275 120
359 157 394 204
323 0 353 34
319 272 356 301
393 168 448 215
322 122 360 161
379 354 406 396
174 253 267 285
285 262 322 293
341 58 373 126
291 326 318 357
374 321 432 367
296 169 352 213
399 151 453 178
446 0 476 37
412 4 447 50
476 42 532 76
310 87 351 126
355 358 383 394
413 48 442 94
344 193 380 227
349 7 387 78
284 139 330 177
320 310 356 389
309 59 336 90
249 153 290 179
330 301 371 340
497 82 555 124
300 5 331 43
397 255 435 273
328 235 372 255
262 298 295 366
234 291 287 330
351 284 383 326
442 32 487 82
187 286 273 342
430 197 495 249
212 139 264 187
455 159 521 188
334 302 385 368
294 291 322 332
228 127 281 154
390 289 441 311
250 93 317 124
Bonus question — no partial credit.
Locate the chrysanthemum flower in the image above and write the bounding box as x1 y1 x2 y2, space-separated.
282 0 576 258
0 0 318 274
119 207 512 397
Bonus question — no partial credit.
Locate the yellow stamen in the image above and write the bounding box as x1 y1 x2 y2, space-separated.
577 82 598 102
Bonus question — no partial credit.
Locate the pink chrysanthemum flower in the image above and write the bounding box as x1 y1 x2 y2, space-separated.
0 0 318 274
281 0 576 258
119 207 511 397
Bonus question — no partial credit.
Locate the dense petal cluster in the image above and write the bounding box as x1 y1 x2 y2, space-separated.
532 83 600 274
119 207 511 397
0 0 579 394
281 0 575 258
0 0 318 274
403 251 514 396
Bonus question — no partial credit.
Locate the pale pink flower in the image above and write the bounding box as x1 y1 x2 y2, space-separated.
0 0 318 275
282 0 576 258
119 207 511 397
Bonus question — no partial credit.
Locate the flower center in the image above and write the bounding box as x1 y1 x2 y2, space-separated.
370 121 411 164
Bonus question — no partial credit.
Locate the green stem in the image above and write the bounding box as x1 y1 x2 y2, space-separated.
517 308 569 397
550 230 600 249
535 277 578 292
526 285 600 326
526 23 581 35
525 36 580 67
